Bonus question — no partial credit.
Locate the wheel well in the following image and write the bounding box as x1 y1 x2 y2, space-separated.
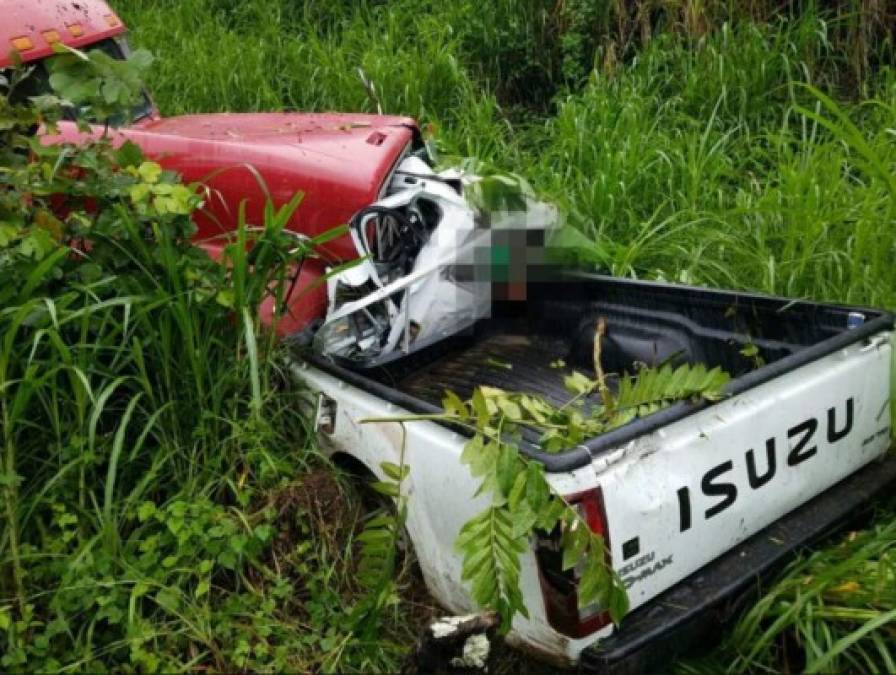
330 451 377 481
332 455 429 600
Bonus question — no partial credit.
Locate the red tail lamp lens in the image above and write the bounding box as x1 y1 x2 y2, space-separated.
535 487 613 638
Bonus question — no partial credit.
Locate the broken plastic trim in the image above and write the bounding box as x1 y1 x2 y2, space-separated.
315 156 491 366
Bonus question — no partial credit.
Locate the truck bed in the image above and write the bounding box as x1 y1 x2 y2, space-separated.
395 333 573 407
297 272 894 669
308 272 893 471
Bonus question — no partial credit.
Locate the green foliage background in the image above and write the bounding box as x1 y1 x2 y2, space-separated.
1 0 894 671
123 0 896 308
0 48 416 673
115 0 896 671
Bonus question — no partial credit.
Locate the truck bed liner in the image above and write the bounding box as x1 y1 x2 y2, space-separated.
306 273 893 472
396 334 573 407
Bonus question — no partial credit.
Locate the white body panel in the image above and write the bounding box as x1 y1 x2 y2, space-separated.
314 157 558 366
292 331 892 664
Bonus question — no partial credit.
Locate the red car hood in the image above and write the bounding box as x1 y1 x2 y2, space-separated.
139 111 416 156
118 111 420 260
47 111 420 260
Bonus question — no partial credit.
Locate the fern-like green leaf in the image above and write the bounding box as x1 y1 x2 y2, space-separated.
457 504 530 630
614 362 729 418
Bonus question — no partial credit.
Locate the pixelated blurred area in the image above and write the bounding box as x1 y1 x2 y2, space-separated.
473 227 553 302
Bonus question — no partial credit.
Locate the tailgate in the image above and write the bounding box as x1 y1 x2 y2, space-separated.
597 332 892 611
581 454 896 674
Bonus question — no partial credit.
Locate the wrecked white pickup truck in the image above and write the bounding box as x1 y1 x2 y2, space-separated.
292 146 894 672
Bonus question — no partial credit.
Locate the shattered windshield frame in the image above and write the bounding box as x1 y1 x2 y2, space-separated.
4 36 154 125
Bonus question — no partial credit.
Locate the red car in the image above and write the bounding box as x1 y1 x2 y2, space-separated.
2 0 458 341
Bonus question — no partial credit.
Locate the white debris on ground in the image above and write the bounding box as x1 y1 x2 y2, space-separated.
450 633 492 670
406 612 499 673
430 614 481 639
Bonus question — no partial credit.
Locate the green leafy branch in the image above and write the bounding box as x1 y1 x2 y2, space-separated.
448 351 728 629
444 388 629 632
345 424 411 644
46 43 154 130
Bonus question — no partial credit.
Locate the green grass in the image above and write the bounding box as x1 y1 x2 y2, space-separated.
539 31 896 309
0 71 421 670
121 0 896 306
679 510 896 674
62 0 896 670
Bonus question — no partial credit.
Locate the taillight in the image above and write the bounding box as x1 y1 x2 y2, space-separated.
535 487 613 638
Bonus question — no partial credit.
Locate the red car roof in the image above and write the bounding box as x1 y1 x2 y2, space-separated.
0 0 125 69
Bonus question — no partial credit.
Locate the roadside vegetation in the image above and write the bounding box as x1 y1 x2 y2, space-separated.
1 0 893 671
0 51 422 672
124 0 896 309
119 1 896 671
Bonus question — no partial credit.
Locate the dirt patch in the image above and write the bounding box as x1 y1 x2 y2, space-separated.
261 466 564 672
273 467 356 549
271 467 348 519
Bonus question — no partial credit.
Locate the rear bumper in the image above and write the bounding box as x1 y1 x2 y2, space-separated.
579 454 896 675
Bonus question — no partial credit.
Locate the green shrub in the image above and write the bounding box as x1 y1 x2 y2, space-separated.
0 50 411 673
